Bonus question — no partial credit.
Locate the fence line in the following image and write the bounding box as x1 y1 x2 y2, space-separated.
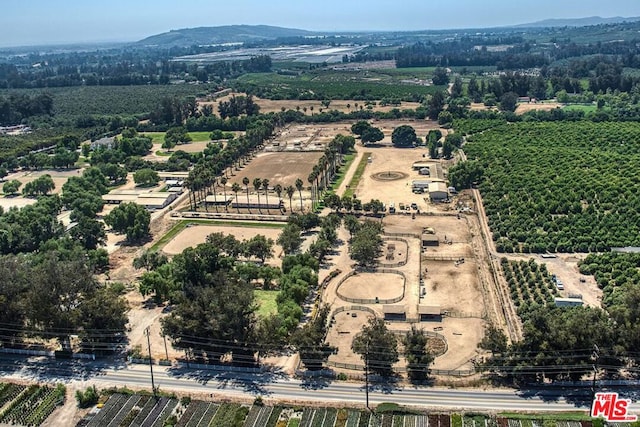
443 311 486 319
323 360 475 377
422 255 467 261
335 270 406 305
380 236 410 267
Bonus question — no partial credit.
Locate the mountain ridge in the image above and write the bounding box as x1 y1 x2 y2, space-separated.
512 15 640 28
135 24 314 47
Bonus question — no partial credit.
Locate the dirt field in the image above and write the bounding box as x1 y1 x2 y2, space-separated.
5 168 82 195
162 224 284 260
326 310 375 366
229 151 323 189
424 259 482 313
338 272 404 301
515 101 562 114
200 93 422 116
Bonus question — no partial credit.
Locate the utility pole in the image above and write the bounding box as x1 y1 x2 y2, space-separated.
591 344 599 402
145 327 157 399
163 334 169 361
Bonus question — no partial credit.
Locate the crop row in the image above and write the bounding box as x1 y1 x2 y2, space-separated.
0 384 63 426
84 395 594 427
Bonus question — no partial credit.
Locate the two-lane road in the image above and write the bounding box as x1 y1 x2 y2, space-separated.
3 358 636 413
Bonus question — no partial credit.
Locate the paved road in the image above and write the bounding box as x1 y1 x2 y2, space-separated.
2 358 638 413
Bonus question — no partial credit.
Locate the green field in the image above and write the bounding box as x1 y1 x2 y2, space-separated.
562 104 598 113
255 290 279 317
343 152 371 198
142 131 213 144
235 71 443 101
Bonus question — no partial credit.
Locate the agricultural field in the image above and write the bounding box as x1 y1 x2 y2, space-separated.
78 394 604 427
0 85 216 118
233 71 444 101
0 382 65 426
501 258 559 314
461 121 640 253
204 94 423 117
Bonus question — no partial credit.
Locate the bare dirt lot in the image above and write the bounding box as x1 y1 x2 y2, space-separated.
162 224 284 261
229 151 323 189
6 168 82 195
338 272 404 301
200 93 422 116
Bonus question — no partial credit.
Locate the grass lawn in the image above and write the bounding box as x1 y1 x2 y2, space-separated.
142 131 212 144
255 290 279 317
343 152 371 198
563 104 598 113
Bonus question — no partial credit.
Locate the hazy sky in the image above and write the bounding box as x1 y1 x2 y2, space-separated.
2 0 640 47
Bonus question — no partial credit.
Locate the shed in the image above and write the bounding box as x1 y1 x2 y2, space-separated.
429 182 449 201
230 195 283 210
412 180 432 193
382 305 406 321
412 161 432 171
421 234 440 247
419 305 442 321
554 297 584 307
204 195 234 206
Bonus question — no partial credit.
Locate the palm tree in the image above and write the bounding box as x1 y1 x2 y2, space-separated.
243 177 250 213
253 178 262 213
262 178 270 213
295 178 304 212
211 177 218 213
274 184 283 213
231 182 242 213
307 173 315 210
285 185 295 214
220 176 228 212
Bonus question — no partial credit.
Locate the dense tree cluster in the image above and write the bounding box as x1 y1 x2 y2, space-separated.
349 220 384 268
217 95 260 119
352 317 399 377
0 93 53 125
0 243 127 354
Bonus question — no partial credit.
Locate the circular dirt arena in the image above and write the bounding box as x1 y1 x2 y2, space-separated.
337 272 404 301
371 171 410 181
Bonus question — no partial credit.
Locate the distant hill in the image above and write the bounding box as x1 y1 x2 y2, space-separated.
136 25 315 47
513 16 640 28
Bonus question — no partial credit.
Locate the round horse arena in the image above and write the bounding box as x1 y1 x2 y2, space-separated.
370 171 409 181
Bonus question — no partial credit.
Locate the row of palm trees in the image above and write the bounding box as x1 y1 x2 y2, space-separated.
184 123 271 211
307 135 355 208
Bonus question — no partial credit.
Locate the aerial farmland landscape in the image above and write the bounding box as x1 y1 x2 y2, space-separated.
2 0 640 426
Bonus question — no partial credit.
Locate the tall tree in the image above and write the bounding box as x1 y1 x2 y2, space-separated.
295 178 304 212
285 185 295 214
231 182 242 213
403 327 434 383
104 202 150 242
352 317 399 377
242 177 251 212
253 178 262 212
262 178 270 213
